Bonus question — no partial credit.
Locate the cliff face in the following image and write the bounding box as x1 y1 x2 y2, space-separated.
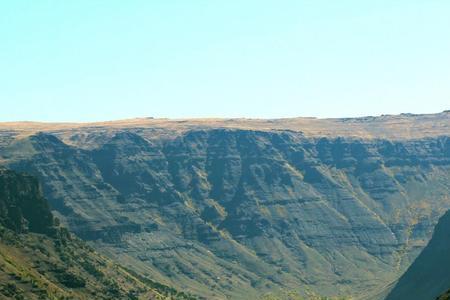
386 210 450 300
0 167 53 234
1 127 450 299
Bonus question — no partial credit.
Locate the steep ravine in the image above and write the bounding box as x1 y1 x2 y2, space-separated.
1 129 450 299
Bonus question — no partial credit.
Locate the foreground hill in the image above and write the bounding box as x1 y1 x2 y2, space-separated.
0 168 195 300
385 209 450 300
1 112 450 299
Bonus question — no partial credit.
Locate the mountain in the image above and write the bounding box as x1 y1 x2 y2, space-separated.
0 168 195 300
385 209 450 300
1 112 450 299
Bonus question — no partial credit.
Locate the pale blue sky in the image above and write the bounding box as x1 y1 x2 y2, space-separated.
1 1 449 122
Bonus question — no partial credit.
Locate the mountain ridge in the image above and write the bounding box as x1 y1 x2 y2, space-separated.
1 111 449 145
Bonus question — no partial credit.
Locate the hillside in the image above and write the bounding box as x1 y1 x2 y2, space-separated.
1 112 450 299
0 168 195 300
385 209 450 300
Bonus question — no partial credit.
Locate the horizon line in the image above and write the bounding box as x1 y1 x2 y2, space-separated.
1 110 449 124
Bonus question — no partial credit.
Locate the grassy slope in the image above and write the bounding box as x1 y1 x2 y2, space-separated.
0 167 196 300
0 225 197 300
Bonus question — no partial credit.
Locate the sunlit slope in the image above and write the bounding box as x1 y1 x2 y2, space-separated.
0 168 195 300
0 111 449 146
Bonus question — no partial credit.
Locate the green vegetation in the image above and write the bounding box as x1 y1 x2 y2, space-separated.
122 267 197 300
438 290 450 300
0 168 197 300
260 290 353 300
0 224 177 299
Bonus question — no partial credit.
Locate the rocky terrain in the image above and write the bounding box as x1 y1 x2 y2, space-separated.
0 168 195 300
0 112 450 299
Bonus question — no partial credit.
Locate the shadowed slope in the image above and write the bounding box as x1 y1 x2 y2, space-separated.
386 210 450 300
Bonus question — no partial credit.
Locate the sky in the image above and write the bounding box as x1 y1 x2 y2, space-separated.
1 1 449 122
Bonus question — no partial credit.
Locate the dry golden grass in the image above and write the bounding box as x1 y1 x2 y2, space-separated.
1 111 449 141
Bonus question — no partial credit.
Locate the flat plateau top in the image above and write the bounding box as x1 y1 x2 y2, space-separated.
1 111 449 140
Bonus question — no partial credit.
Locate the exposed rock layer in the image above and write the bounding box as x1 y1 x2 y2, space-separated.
1 113 450 299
